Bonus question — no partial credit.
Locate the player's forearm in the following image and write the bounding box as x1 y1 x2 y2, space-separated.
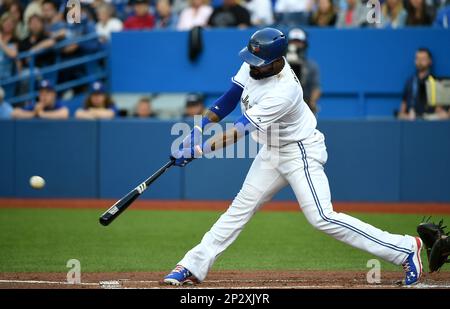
204 127 242 152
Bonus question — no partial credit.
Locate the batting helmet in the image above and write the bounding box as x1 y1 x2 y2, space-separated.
239 28 288 67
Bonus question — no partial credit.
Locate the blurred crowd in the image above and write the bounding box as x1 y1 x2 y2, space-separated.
1 0 449 85
1 0 450 121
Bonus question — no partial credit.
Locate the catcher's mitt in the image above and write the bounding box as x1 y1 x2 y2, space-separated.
417 217 450 272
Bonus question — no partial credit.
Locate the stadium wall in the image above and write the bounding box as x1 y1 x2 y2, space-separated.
110 28 450 119
1 119 449 202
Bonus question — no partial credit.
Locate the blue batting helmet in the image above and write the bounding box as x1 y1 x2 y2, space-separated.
239 28 288 67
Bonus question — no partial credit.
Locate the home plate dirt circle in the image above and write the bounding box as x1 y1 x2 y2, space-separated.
0 271 449 289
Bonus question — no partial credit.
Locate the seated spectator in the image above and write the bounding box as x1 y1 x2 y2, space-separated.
244 0 274 26
18 14 55 69
12 80 69 119
286 28 321 114
8 1 27 40
177 0 213 31
0 13 18 81
405 0 434 26
379 0 407 28
397 48 447 120
133 97 157 118
123 0 155 30
208 0 251 28
433 1 450 27
183 93 205 118
274 0 313 26
335 0 368 28
155 0 178 29
309 0 337 27
96 3 123 42
75 82 117 119
0 87 13 119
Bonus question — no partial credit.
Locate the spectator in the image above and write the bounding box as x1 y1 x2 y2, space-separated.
309 0 337 27
123 0 155 30
244 0 274 26
172 0 190 15
75 82 117 119
155 0 178 29
274 0 313 26
397 48 447 120
41 0 65 38
379 0 407 28
96 3 123 42
285 28 321 114
0 87 13 119
24 0 43 25
11 79 69 119
0 13 18 81
208 0 251 28
18 14 55 69
9 1 27 40
183 93 205 118
335 0 368 27
406 0 434 25
134 97 157 118
177 0 213 31
433 0 450 27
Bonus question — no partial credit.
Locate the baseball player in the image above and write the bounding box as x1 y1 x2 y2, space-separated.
164 28 423 286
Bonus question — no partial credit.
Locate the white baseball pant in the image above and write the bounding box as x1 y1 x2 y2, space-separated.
179 130 415 281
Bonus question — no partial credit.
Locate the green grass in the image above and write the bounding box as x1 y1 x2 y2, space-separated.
0 208 448 273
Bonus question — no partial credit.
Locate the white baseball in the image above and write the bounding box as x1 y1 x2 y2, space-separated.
29 176 46 189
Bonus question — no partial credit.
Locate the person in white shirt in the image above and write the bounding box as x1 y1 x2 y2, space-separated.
244 0 274 25
95 3 123 42
274 0 314 25
177 0 213 31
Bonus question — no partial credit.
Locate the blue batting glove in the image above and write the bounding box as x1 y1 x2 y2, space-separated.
170 145 203 167
170 126 203 167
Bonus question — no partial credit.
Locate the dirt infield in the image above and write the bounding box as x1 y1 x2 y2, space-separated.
1 271 449 289
1 199 450 214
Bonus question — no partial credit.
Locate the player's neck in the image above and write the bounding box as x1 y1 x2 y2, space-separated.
272 58 285 76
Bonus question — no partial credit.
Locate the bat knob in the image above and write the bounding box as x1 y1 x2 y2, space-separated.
99 216 110 226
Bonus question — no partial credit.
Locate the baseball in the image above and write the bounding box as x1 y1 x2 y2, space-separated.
29 176 45 190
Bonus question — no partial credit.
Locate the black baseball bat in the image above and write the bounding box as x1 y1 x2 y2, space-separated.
99 160 175 226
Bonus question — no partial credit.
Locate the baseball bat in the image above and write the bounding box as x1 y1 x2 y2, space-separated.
99 160 175 226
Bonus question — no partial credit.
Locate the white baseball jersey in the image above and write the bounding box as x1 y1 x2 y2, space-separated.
232 59 317 146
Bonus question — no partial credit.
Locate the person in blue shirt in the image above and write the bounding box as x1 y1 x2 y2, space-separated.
155 0 179 29
75 81 118 119
433 3 450 28
11 80 69 119
0 87 13 119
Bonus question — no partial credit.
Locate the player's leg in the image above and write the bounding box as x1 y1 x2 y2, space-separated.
168 146 288 283
279 133 422 284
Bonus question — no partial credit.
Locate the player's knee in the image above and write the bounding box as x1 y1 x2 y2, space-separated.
305 208 336 232
232 185 264 210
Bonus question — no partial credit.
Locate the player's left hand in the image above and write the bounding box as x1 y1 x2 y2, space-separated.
171 126 204 167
